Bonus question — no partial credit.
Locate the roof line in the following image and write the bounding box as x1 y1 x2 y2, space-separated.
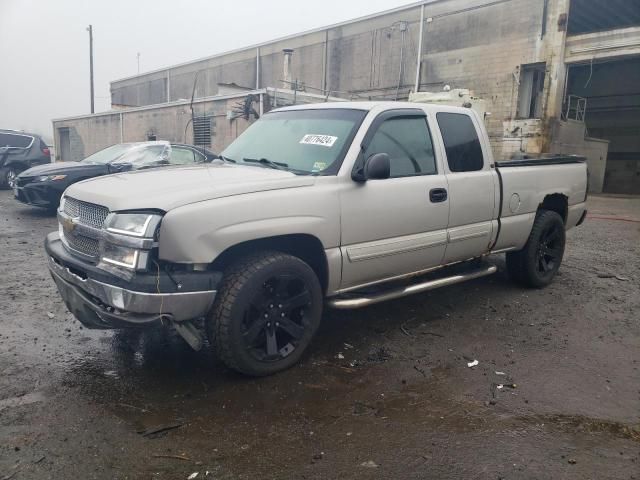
52 87 346 123
52 89 268 122
110 0 440 84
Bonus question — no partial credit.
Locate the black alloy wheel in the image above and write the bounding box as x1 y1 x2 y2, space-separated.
242 273 313 362
535 221 564 276
506 210 566 288
208 251 323 376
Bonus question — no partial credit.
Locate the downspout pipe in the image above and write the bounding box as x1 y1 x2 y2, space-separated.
414 3 425 93
256 47 260 89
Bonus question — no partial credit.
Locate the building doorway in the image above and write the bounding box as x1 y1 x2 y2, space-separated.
58 128 70 162
565 57 640 194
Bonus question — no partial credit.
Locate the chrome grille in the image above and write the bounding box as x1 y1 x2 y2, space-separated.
64 197 109 229
61 196 109 260
64 233 100 258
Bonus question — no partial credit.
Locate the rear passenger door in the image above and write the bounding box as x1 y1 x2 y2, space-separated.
435 111 498 264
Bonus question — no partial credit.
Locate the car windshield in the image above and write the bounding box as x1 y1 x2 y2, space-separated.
82 144 142 164
111 144 168 167
220 109 367 175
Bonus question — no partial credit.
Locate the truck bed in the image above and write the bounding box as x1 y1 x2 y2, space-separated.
491 155 588 253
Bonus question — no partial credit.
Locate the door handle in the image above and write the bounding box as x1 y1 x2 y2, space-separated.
429 188 448 203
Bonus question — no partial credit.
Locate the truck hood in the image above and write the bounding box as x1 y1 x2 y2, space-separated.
63 163 316 212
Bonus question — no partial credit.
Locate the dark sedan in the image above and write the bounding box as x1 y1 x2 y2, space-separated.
14 141 216 211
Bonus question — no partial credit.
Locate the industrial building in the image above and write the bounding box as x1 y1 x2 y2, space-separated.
53 0 640 193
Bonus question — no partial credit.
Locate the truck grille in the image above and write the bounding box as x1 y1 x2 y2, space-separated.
61 196 110 260
64 233 100 258
64 196 110 229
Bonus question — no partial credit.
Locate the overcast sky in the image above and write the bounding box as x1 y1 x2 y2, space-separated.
0 0 415 141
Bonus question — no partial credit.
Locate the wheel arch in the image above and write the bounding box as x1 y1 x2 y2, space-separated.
210 233 330 293
538 193 568 224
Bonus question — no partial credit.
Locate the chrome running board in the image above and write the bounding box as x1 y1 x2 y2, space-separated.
328 264 497 309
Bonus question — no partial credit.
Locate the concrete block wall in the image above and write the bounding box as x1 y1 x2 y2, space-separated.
109 0 571 160
52 89 340 162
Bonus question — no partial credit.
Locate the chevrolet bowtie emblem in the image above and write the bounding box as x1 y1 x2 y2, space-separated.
62 216 77 236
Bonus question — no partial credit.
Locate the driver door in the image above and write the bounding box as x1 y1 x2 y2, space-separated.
339 109 450 290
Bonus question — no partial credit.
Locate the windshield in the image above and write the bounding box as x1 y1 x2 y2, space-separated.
82 144 141 164
220 109 367 174
111 144 168 166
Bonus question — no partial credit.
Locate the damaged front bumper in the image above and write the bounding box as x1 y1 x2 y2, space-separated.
45 232 220 329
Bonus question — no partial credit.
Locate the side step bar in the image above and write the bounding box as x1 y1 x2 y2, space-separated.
328 264 497 310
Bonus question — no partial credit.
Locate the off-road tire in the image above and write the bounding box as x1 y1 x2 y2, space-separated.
207 251 323 376
506 210 566 288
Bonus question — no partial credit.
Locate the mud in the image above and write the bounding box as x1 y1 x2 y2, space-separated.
1 191 639 479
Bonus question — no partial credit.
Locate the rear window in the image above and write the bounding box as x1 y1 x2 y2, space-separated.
0 133 34 149
436 113 484 172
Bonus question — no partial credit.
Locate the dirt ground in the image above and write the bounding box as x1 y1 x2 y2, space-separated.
0 190 638 480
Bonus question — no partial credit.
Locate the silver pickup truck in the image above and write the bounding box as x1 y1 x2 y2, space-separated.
45 102 588 376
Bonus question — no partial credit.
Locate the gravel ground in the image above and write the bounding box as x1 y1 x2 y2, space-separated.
0 190 638 480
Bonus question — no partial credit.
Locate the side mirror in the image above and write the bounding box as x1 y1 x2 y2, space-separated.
352 152 391 182
364 153 390 180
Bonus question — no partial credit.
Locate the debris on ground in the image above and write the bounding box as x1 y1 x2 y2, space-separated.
568 459 577 465
336 353 344 359
46 312 55 319
597 272 630 281
343 343 354 350
138 422 185 438
152 453 191 461
467 359 479 368
495 371 506 376
360 460 379 468
414 365 427 377
187 473 199 479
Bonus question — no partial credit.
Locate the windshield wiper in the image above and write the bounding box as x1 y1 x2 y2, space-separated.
243 157 289 170
217 154 236 163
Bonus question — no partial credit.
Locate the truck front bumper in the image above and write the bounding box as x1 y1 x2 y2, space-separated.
45 232 220 329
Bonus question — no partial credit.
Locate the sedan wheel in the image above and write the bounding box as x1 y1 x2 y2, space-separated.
6 169 17 189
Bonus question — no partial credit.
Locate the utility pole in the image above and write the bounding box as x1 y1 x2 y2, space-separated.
137 52 140 74
87 25 94 113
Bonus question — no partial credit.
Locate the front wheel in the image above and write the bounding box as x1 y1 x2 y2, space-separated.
207 251 323 376
506 210 566 288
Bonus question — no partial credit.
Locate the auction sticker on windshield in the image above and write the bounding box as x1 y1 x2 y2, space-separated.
299 134 338 148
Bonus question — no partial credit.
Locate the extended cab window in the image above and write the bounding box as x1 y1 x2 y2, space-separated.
436 113 484 172
364 117 436 177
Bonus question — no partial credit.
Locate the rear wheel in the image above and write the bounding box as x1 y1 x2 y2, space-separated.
0 167 19 189
207 251 323 376
506 210 566 288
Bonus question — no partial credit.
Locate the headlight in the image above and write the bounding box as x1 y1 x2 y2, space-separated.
101 243 141 269
104 213 162 237
99 212 162 272
36 174 67 182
